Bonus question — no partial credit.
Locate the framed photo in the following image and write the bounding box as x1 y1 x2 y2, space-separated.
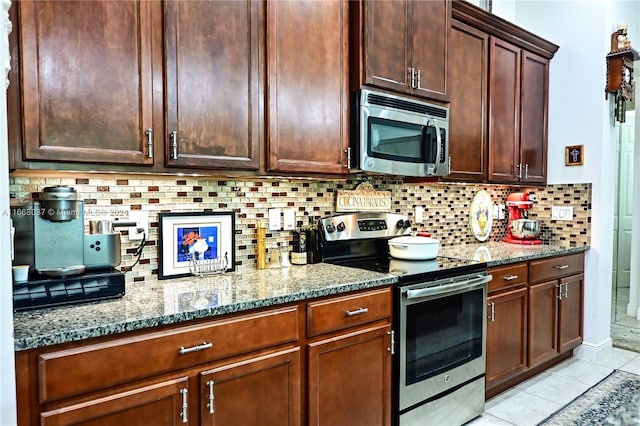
158 211 236 280
565 145 584 166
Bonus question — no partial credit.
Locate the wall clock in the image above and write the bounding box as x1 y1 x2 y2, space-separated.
605 45 639 123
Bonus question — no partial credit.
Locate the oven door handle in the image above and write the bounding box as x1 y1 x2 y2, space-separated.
404 274 492 300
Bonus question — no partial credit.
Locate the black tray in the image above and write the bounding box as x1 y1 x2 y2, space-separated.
13 270 125 311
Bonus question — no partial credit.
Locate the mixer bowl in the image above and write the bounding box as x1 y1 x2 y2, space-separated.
510 219 540 239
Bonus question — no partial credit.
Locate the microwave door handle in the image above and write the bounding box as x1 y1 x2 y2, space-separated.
428 119 442 175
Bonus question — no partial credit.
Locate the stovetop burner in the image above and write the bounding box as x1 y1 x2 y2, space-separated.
330 255 485 284
318 212 487 284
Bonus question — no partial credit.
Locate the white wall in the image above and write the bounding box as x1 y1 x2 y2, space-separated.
0 1 16 424
493 0 640 356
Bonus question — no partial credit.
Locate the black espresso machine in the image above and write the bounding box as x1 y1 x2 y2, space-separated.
10 186 129 311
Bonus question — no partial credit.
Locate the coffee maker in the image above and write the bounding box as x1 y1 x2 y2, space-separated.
503 192 542 245
11 186 126 311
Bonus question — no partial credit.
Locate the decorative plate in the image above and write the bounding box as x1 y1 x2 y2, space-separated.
469 190 493 242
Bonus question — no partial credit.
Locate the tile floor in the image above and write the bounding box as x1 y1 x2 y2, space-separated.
466 346 640 426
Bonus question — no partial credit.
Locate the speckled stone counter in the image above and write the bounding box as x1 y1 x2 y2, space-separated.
13 242 589 352
439 241 589 267
13 264 397 351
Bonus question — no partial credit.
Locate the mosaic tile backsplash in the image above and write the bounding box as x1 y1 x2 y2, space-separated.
9 171 591 282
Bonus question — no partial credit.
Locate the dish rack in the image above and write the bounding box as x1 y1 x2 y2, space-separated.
189 252 229 277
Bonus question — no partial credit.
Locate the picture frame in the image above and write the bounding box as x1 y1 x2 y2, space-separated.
158 211 236 280
565 145 584 166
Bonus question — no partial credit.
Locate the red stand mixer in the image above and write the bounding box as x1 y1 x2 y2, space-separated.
503 192 542 245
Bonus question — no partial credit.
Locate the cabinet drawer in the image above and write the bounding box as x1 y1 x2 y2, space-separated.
39 306 299 404
307 288 391 338
488 263 528 292
529 253 585 283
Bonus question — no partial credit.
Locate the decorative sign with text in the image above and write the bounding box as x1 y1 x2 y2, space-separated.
335 182 391 212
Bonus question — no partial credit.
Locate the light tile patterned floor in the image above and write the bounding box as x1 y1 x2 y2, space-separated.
466 347 640 426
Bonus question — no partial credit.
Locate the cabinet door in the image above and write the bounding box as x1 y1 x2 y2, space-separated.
19 1 154 165
164 0 261 170
267 0 349 174
488 37 520 183
558 274 584 353
486 287 528 390
362 0 411 93
308 324 392 426
528 280 559 368
41 376 189 426
520 51 549 183
200 348 301 426
409 0 450 101
446 20 488 182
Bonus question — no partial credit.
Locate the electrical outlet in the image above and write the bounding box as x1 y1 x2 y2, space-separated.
415 206 423 223
498 204 505 220
492 204 500 219
128 210 148 240
551 206 573 221
283 208 295 230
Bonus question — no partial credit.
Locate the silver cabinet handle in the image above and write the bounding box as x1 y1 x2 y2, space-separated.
179 342 213 355
556 264 569 270
408 67 415 88
416 69 421 89
388 330 395 355
563 282 569 299
346 307 368 317
488 302 495 322
516 163 522 179
503 275 519 281
524 163 529 179
145 128 153 158
180 388 188 423
345 147 352 169
171 130 178 160
557 283 563 300
206 380 215 414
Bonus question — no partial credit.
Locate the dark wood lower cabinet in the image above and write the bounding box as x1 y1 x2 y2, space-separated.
528 280 559 368
486 287 528 390
200 348 301 426
40 376 190 426
558 274 584 353
307 324 392 426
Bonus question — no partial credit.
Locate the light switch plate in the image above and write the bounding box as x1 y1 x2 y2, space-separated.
283 209 295 230
551 206 573 221
415 206 423 224
269 208 282 230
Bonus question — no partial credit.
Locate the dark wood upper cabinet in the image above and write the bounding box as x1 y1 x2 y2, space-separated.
488 37 521 183
18 1 154 165
451 1 557 184
446 19 488 182
352 0 450 103
164 0 261 170
266 0 349 174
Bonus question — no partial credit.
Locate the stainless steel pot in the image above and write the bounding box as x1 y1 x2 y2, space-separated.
388 236 440 260
510 219 540 239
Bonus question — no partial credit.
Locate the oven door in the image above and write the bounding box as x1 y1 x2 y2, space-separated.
398 273 490 412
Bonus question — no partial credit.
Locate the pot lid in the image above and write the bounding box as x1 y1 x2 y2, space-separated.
388 236 439 245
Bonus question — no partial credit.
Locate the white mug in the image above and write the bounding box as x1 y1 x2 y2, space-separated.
12 265 29 283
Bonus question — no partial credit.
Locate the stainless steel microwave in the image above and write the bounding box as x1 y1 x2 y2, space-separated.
352 88 450 177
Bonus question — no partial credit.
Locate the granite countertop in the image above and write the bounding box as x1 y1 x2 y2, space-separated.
13 242 589 352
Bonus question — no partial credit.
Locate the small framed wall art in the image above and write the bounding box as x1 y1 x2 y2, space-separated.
158 211 236 279
565 145 584 166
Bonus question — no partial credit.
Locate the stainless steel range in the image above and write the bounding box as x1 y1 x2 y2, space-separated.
319 212 491 426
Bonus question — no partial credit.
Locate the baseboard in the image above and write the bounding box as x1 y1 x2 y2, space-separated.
574 338 613 362
626 302 639 318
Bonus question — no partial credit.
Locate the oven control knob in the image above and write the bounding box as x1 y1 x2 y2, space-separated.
336 221 346 232
396 219 412 229
396 219 405 229
403 219 412 229
325 222 336 233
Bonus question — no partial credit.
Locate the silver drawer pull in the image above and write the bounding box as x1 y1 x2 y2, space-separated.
556 265 569 270
180 388 188 423
179 341 213 355
206 380 215 414
346 307 369 317
503 275 519 281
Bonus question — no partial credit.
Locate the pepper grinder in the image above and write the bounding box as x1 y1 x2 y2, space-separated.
256 222 267 269
268 242 281 269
